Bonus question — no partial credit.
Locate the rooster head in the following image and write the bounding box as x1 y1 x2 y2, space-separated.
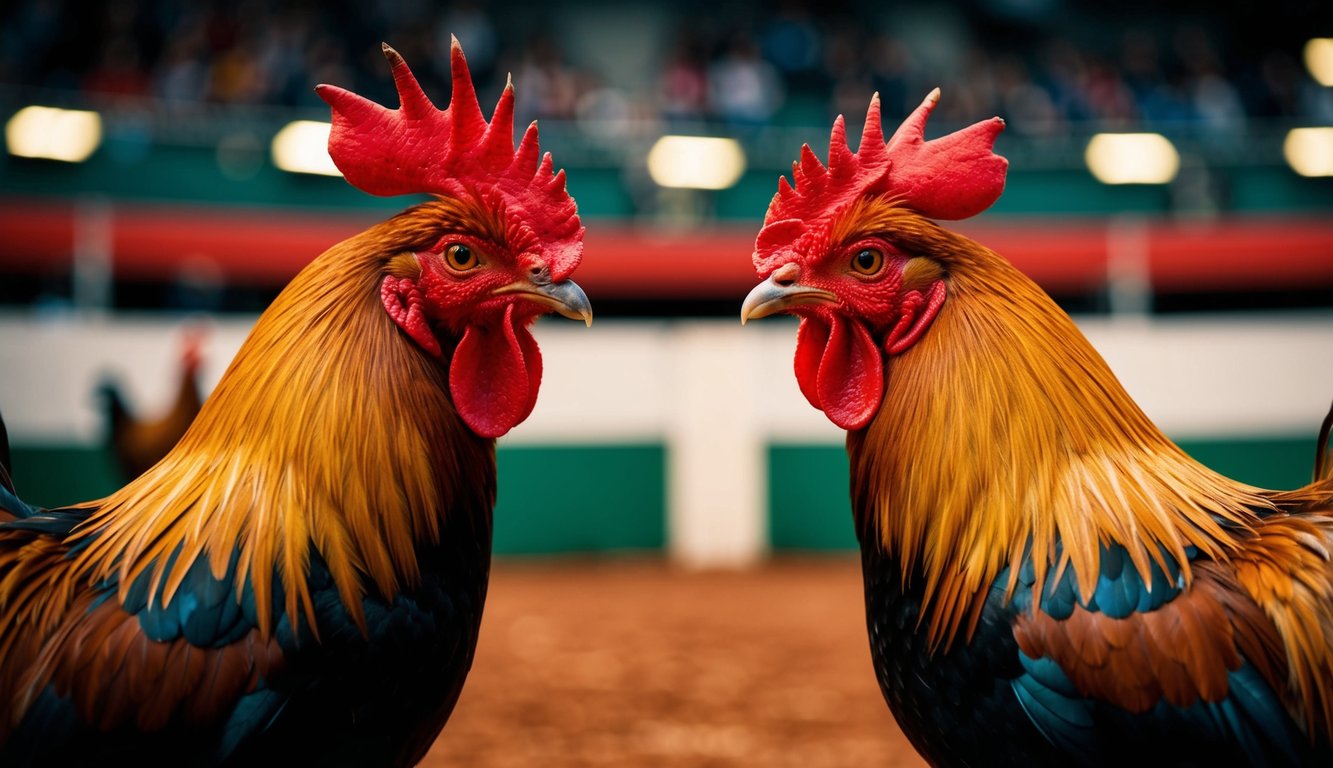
316 39 591 438
741 90 1007 430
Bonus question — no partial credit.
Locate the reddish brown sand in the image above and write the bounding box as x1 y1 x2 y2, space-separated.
423 557 927 767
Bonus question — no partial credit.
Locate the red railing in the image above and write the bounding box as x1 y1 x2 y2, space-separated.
1 198 1330 299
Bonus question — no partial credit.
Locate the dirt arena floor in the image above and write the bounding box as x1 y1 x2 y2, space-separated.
423 557 926 768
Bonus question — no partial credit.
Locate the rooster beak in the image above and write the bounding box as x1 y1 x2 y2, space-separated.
741 272 838 325
496 278 593 326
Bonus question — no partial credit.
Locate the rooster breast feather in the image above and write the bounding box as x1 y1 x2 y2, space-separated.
0 480 490 765
0 499 288 764
1004 503 1333 764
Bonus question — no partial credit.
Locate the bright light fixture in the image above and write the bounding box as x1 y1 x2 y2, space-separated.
646 135 746 190
271 120 341 177
5 105 102 162
1084 133 1180 185
1304 38 1333 86
1284 127 1333 177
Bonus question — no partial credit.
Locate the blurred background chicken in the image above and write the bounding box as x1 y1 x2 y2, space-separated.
742 91 1333 765
0 40 590 766
95 325 207 481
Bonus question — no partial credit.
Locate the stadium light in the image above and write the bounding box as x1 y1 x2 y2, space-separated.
271 120 341 177
646 136 746 190
1304 38 1333 86
5 106 102 162
1084 133 1179 185
1284 127 1333 177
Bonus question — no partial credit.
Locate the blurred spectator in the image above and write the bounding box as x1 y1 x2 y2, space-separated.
758 2 821 86
825 22 874 121
1082 56 1139 125
153 21 209 104
576 71 634 139
659 31 709 124
209 36 266 104
438 1 498 84
993 54 1060 137
511 34 580 125
867 34 917 120
0 0 1325 137
708 33 785 127
1038 39 1095 123
84 36 150 98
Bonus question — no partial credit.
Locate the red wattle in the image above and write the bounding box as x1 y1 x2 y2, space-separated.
514 310 543 426
449 305 541 438
794 317 829 413
795 315 884 431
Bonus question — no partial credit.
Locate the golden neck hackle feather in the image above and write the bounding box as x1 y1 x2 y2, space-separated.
69 202 496 639
847 205 1273 651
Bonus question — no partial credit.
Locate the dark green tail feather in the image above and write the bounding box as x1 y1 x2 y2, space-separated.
0 410 12 494
1317 399 1333 483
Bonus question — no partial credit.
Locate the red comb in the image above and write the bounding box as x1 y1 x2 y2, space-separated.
316 39 583 279
754 89 1006 273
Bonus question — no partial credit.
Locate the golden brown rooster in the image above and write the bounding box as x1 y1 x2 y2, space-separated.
96 326 207 481
0 39 591 766
742 90 1333 766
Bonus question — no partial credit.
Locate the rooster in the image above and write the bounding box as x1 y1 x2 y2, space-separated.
741 90 1333 766
0 39 591 766
96 326 208 481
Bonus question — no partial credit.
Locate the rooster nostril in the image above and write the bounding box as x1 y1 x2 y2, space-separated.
528 264 551 284
772 262 801 287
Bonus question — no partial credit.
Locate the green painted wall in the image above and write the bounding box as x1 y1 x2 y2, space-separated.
7 443 666 556
1174 436 1322 492
494 444 665 554
769 435 1323 551
7 445 122 509
767 444 857 551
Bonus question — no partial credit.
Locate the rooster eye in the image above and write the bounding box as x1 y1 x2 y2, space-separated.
444 243 479 271
851 248 884 276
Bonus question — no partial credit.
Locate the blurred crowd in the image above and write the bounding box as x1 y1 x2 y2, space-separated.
1 0 1329 135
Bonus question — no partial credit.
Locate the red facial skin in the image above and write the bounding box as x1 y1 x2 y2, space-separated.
382 230 579 439
760 224 946 431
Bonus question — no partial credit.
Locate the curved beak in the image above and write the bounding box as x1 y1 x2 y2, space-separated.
740 274 838 325
496 278 593 326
